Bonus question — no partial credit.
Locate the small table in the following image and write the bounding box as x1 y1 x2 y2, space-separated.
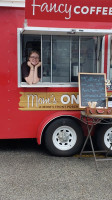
79 111 112 170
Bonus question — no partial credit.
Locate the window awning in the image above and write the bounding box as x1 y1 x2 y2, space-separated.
0 0 25 7
21 27 112 36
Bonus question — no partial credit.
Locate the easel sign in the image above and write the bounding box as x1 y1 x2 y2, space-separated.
78 73 107 108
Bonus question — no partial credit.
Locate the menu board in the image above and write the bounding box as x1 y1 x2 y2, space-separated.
79 73 107 108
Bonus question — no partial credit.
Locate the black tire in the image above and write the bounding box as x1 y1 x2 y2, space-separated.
95 124 112 156
44 118 84 156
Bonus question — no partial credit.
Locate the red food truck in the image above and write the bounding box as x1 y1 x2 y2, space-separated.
0 0 112 156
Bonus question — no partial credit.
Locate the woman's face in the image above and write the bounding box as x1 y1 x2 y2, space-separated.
29 52 39 66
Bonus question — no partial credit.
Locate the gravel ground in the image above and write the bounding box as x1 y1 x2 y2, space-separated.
0 139 112 200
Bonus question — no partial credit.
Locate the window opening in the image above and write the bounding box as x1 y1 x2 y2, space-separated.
71 37 79 82
20 34 102 86
97 37 102 73
42 35 51 82
80 37 97 73
22 34 41 62
52 36 70 82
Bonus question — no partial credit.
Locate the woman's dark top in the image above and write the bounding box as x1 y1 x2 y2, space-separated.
21 62 41 82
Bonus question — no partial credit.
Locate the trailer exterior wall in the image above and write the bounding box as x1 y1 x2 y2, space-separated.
0 6 112 143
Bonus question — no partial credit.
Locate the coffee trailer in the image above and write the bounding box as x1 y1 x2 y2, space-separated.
0 0 112 156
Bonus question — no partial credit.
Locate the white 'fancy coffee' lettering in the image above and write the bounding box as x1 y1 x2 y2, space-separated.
74 6 112 15
31 0 112 19
32 1 72 19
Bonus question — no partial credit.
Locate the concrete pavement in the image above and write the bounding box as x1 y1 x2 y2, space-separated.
0 139 112 200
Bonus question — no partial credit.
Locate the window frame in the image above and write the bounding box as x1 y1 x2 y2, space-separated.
17 27 111 88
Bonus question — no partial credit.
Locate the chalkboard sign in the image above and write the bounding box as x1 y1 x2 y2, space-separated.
78 73 107 108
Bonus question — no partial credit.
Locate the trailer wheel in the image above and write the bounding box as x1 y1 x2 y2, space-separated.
44 118 84 156
95 125 112 156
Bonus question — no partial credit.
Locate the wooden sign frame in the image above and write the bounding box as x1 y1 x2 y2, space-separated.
78 73 107 108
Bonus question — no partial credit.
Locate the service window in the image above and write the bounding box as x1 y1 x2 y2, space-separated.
18 29 103 87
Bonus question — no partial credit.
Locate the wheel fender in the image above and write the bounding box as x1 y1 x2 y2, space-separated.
36 111 81 144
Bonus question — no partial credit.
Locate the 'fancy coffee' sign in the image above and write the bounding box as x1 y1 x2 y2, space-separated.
25 0 112 22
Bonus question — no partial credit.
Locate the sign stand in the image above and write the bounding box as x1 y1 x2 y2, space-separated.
78 73 112 170
79 112 112 170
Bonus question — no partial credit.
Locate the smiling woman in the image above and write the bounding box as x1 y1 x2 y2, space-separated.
21 50 41 85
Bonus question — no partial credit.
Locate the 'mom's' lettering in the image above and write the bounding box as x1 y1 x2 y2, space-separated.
27 95 56 108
